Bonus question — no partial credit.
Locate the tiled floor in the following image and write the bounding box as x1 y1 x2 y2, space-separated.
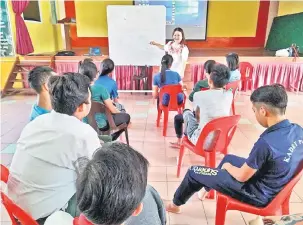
1 91 303 225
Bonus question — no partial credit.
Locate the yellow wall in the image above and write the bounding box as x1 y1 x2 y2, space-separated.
1 0 63 89
75 0 133 37
75 0 260 38
278 1 303 16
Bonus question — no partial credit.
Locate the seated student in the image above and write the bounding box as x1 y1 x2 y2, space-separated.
7 73 101 224
44 143 166 225
95 58 126 112
193 53 241 91
167 84 303 214
28 66 56 121
95 58 118 100
79 59 130 140
226 52 241 82
188 60 216 102
170 64 233 148
77 142 166 225
153 54 184 108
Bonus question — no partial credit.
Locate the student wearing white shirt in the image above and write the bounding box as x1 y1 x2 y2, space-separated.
7 73 101 224
170 64 233 148
150 27 189 80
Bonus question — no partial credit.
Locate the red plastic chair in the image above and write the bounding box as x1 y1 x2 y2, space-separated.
177 115 241 199
239 62 254 92
1 164 9 183
200 87 209 91
73 214 93 225
0 164 38 225
215 162 303 225
1 192 39 225
225 80 241 115
156 84 186 136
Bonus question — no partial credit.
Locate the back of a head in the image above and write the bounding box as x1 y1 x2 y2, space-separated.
77 142 149 225
203 60 216 74
226 53 239 71
100 58 115 76
78 59 98 82
250 84 288 115
160 54 174 84
210 64 230 88
48 73 91 116
28 66 54 93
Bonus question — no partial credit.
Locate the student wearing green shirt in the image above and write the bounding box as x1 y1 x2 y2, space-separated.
79 59 130 140
188 60 216 102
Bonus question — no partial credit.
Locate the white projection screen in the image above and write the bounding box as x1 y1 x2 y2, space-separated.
134 0 208 40
107 5 166 66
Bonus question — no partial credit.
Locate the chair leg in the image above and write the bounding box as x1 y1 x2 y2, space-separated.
125 128 129 146
163 110 169 137
215 195 228 225
156 109 162 127
282 196 290 215
177 144 185 177
206 152 216 199
231 102 235 115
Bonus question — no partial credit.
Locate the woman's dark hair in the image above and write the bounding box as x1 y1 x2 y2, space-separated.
250 84 288 115
210 64 231 88
172 27 186 45
100 58 115 76
78 59 98 82
76 142 149 225
48 73 91 116
160 54 174 84
226 53 239 71
204 60 216 74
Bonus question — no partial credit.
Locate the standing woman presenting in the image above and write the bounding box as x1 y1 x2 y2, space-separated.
150 27 189 80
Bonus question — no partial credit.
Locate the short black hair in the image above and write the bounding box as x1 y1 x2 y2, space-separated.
250 84 288 115
100 58 115 76
77 142 149 225
210 64 230 88
28 66 54 93
78 59 98 82
226 53 239 71
204 60 216 74
48 73 91 116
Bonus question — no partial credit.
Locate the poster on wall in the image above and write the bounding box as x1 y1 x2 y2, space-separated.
0 0 15 57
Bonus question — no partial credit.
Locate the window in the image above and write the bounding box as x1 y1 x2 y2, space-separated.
23 0 41 22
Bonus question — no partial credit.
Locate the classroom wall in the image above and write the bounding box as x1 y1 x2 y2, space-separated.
1 0 63 89
278 1 303 16
74 0 260 38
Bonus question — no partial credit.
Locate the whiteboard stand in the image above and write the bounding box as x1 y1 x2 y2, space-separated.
131 65 152 95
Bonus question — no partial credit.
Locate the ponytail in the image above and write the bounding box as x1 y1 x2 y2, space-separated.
160 54 173 84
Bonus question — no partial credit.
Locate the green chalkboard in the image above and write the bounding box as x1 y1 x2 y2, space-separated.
265 12 303 52
0 0 15 57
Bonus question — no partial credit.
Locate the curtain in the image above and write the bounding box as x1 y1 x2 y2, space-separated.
191 62 303 92
11 0 34 55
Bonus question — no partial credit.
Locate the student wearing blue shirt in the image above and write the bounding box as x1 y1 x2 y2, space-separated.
28 66 56 121
166 84 303 214
226 52 241 82
95 58 118 101
152 54 184 107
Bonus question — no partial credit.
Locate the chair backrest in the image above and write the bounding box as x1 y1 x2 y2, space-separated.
87 101 118 134
194 115 241 155
200 87 209 91
239 62 253 80
263 161 303 212
1 164 9 183
1 192 39 225
159 84 185 111
73 214 93 225
226 80 241 98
